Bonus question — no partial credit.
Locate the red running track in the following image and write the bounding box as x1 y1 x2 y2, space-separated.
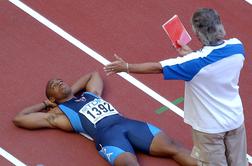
0 0 251 165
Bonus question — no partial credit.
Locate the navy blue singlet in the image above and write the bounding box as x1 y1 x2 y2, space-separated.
58 92 161 165
58 92 121 140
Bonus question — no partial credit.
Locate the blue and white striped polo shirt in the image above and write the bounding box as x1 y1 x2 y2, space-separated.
160 38 245 133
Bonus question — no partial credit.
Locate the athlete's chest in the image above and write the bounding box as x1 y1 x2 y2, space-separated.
78 98 119 124
62 95 119 125
56 114 73 131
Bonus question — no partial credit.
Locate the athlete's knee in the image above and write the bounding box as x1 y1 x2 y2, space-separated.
118 160 139 166
114 152 139 166
150 132 180 157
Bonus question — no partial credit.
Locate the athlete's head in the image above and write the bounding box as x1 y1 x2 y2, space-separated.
45 78 72 103
191 8 226 46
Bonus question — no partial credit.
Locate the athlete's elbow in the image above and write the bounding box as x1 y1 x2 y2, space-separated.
13 116 21 127
12 115 26 128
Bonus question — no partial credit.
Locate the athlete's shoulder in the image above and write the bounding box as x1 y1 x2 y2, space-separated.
47 109 73 131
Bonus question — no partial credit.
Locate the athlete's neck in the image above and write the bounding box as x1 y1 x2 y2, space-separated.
57 94 75 104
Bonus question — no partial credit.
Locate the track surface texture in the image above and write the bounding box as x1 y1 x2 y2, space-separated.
0 0 251 165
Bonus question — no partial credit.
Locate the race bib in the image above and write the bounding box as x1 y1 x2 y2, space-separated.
79 98 119 124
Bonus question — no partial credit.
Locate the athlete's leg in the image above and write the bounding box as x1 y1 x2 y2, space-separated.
149 132 197 166
114 152 139 166
124 119 196 166
96 123 140 166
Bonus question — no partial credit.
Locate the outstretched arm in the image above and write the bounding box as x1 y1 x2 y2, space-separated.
104 54 162 75
104 43 193 76
71 71 103 96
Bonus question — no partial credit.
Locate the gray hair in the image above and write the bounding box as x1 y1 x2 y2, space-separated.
191 8 226 46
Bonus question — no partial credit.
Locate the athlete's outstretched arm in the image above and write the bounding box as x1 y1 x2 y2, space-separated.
13 101 57 129
104 54 162 75
71 71 103 96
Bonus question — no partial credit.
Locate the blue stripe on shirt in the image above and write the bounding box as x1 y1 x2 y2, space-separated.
162 43 245 81
58 104 85 133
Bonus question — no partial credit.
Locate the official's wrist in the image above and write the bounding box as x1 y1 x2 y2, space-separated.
126 63 130 73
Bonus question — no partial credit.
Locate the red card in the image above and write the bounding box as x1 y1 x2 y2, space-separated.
162 15 191 48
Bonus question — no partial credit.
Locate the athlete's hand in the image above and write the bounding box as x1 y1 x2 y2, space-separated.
176 40 193 55
43 99 57 110
104 54 128 75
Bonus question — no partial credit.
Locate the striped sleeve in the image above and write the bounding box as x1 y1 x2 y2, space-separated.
160 39 245 81
160 52 203 81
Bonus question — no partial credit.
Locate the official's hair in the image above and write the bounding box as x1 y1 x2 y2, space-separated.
191 8 226 45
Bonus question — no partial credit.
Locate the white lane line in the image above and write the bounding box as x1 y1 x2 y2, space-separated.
244 0 252 5
247 154 252 164
8 0 252 164
8 0 184 117
0 147 27 166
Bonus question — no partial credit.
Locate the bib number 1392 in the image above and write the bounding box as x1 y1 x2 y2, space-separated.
79 99 118 124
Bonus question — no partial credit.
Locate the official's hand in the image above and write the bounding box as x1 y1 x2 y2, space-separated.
104 54 128 75
176 40 193 55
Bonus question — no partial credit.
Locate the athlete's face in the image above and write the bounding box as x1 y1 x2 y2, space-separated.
47 79 72 102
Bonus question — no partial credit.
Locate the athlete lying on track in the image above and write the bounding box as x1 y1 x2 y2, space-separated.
13 71 196 166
